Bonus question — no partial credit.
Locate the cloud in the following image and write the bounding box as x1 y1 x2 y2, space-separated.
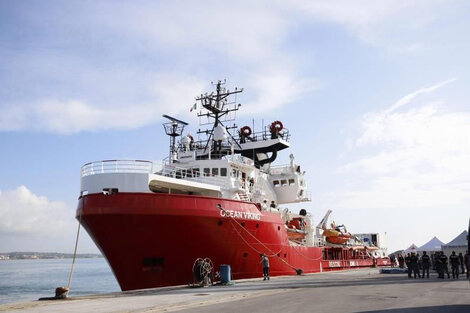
337 79 470 210
0 186 76 236
0 74 206 134
0 1 454 134
290 0 445 53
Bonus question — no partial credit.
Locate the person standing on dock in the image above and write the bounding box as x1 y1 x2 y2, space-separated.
398 254 404 268
435 252 443 278
405 253 412 278
439 252 450 279
410 252 421 278
420 251 430 278
464 251 469 279
260 254 270 280
458 252 464 274
449 251 460 279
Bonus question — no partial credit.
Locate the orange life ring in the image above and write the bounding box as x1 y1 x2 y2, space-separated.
270 120 283 133
240 126 252 137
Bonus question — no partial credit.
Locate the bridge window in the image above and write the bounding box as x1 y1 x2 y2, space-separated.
220 168 227 176
204 168 210 176
212 168 219 176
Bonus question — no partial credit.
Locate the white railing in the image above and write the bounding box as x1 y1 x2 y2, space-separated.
81 159 234 189
269 164 293 175
81 160 155 177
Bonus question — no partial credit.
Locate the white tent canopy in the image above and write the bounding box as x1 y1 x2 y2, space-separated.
417 236 444 252
441 230 468 256
442 230 468 247
404 243 418 254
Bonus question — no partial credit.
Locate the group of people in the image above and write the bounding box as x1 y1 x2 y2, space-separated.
390 250 469 279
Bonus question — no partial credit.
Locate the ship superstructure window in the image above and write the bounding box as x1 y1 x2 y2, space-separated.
281 179 288 186
289 179 295 186
212 168 219 176
193 168 200 177
231 169 240 178
220 168 227 176
273 180 280 187
204 168 210 176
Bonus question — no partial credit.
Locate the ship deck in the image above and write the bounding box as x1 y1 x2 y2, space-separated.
1 268 469 313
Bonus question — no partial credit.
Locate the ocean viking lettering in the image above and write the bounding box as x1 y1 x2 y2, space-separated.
220 209 261 221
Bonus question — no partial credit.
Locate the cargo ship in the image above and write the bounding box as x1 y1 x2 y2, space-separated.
77 80 390 291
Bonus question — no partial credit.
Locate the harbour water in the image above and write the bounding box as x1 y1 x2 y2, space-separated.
0 258 119 305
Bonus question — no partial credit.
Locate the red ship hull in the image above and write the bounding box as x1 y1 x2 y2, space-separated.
77 192 389 291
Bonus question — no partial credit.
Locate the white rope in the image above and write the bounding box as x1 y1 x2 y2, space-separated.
66 210 82 292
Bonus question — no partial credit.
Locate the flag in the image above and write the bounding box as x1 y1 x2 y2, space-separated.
190 103 197 112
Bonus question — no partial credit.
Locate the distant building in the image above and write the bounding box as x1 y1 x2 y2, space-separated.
354 232 388 257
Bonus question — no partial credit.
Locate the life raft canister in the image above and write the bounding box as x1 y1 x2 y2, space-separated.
270 120 283 133
240 126 252 137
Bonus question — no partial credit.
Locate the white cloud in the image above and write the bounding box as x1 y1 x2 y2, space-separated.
0 74 206 134
337 79 470 210
0 1 454 133
290 0 444 52
0 186 75 236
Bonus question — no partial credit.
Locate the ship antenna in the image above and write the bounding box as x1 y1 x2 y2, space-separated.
195 80 244 155
162 115 188 163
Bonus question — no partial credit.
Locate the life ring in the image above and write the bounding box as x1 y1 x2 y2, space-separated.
240 126 252 137
270 120 283 133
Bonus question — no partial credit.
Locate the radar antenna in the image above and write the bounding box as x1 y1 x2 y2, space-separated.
162 114 188 163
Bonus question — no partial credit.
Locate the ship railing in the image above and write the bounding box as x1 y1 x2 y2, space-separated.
184 127 290 154
301 190 312 202
236 126 290 143
81 160 155 177
269 164 295 175
222 154 254 166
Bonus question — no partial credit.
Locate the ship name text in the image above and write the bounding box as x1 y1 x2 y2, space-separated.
220 209 261 220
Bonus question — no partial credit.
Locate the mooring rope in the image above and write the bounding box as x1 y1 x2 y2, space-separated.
217 204 302 274
66 209 82 292
229 218 282 258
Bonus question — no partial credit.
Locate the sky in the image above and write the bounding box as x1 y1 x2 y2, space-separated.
0 0 469 254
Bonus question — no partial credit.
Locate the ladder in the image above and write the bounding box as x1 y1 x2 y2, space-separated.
237 190 250 202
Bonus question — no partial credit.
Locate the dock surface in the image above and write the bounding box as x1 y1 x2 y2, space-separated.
1 268 469 313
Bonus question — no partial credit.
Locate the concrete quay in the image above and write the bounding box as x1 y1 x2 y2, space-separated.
1 268 469 313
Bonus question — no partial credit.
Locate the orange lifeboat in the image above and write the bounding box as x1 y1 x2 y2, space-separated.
317 210 353 245
286 217 307 240
323 229 353 244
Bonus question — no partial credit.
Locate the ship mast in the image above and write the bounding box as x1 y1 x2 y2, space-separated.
196 80 243 156
162 114 188 163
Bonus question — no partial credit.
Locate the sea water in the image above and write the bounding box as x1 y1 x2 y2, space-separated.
0 258 120 305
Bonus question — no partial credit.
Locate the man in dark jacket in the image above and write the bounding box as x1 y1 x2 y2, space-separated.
410 253 421 278
449 251 460 279
435 252 443 278
439 252 450 279
420 251 431 278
